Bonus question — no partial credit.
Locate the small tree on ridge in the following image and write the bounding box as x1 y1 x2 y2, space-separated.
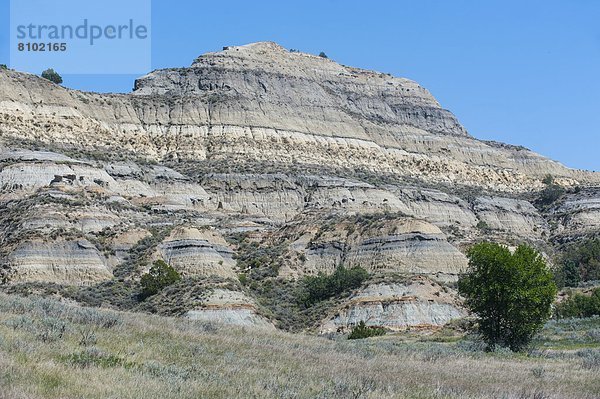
41 68 63 84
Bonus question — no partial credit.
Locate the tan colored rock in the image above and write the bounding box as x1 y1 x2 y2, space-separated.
0 41 597 330
0 162 116 193
1 43 598 193
156 227 236 278
474 196 547 237
185 289 274 329
554 188 600 235
320 276 466 333
282 215 467 278
7 239 111 285
395 187 477 228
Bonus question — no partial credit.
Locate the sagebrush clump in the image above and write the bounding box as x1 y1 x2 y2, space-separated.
348 321 386 340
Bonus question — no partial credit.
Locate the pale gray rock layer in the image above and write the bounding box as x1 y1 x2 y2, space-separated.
1 42 597 192
184 289 275 329
321 277 466 333
8 239 111 285
155 227 236 279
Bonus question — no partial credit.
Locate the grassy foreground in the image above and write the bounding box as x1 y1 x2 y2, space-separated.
0 293 598 399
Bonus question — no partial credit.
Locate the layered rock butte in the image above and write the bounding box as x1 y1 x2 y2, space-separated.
0 42 599 332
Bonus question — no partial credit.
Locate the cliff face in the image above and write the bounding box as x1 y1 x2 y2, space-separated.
0 42 598 331
1 42 597 191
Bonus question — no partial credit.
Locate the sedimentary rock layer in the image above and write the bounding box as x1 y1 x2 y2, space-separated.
1 42 597 192
321 277 465 333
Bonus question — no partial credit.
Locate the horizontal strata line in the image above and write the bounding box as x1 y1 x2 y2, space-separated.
135 123 480 156
146 65 425 90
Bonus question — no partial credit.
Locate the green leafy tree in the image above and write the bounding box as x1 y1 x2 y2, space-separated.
0 64 8 70
458 242 557 351
555 259 581 288
318 52 328 58
41 68 63 84
561 239 600 283
139 260 181 300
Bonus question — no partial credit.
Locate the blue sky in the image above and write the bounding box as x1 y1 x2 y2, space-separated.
0 0 598 171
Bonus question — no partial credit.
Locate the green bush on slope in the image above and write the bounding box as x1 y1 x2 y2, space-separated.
139 260 181 300
299 266 369 307
348 321 386 340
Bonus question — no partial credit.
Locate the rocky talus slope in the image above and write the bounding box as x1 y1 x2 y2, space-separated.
0 42 598 332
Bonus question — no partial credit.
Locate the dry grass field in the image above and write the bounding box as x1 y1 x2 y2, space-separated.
0 293 598 399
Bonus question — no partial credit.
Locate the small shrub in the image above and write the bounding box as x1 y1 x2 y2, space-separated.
420 345 453 362
142 361 192 381
71 280 139 311
78 327 98 347
537 184 565 207
348 321 386 340
4 315 35 332
318 52 328 58
542 174 554 185
586 328 600 341
64 347 132 369
41 68 63 84
577 348 600 370
37 317 67 343
555 288 600 318
71 307 123 328
139 260 181 300
531 366 545 379
0 64 7 70
456 337 487 353
476 220 490 231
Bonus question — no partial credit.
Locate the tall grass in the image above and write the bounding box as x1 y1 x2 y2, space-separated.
0 293 598 399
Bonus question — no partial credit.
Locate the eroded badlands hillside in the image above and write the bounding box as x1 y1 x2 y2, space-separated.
0 42 599 332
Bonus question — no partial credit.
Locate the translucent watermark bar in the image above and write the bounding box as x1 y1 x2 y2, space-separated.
10 0 151 74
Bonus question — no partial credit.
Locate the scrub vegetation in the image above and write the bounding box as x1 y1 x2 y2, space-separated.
0 293 599 399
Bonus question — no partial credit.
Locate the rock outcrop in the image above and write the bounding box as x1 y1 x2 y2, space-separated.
474 196 547 238
7 239 111 285
320 276 465 333
156 227 236 279
0 42 598 331
185 289 274 329
553 188 600 237
1 42 597 192
281 215 467 279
